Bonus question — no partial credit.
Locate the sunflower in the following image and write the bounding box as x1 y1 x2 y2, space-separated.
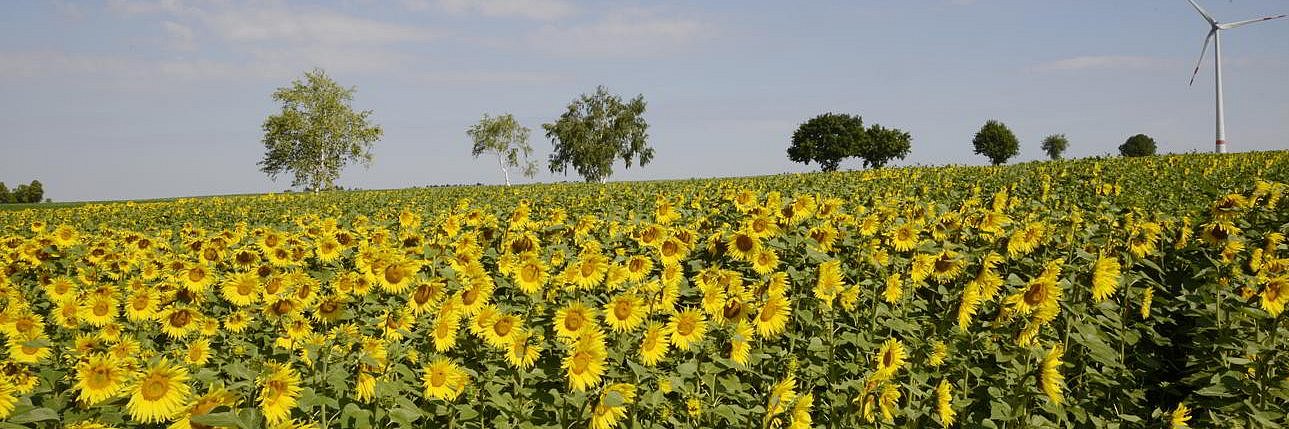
928 341 948 367
1170 402 1192 429
127 359 191 424
765 374 797 423
657 236 690 266
1090 255 1121 303
625 255 653 282
178 262 215 294
74 353 129 405
564 329 607 392
930 250 964 284
872 338 906 382
727 230 760 262
8 336 52 364
1141 286 1154 320
1006 222 1045 258
568 253 609 290
889 223 920 252
221 271 262 306
512 256 548 295
603 294 646 333
589 383 636 429
184 338 211 366
813 260 844 308
936 379 955 427
355 371 376 403
788 392 813 429
43 276 77 301
878 383 901 422
422 357 470 401
808 225 838 252
80 293 119 327
432 301 463 352
311 294 347 324
554 301 597 339
314 236 343 263
506 331 542 370
883 273 903 304
171 384 237 429
483 313 521 349
0 380 18 419
754 294 790 338
729 321 753 366
376 257 420 295
259 362 303 425
1040 344 1065 405
1260 277 1287 317
668 309 707 351
224 310 251 333
159 307 199 339
638 322 669 366
750 248 780 275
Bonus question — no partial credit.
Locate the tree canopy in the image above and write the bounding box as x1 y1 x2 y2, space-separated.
0 180 44 204
1119 134 1157 157
468 113 536 186
787 113 911 172
543 86 652 183
1041 134 1069 160
972 120 1020 165
259 69 382 192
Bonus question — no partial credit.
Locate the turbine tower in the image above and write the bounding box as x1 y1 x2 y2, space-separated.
1186 0 1286 154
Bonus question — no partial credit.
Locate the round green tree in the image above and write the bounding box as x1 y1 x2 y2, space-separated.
1119 134 1157 157
1041 134 1069 160
972 120 1020 165
787 113 868 172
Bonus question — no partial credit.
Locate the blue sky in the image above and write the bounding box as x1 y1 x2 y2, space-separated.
2 0 1287 201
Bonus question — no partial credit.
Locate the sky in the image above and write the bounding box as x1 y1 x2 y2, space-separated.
1 0 1287 202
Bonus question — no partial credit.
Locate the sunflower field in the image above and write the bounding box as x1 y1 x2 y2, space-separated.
0 152 1286 429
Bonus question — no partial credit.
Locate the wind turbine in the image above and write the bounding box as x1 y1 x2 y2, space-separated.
1186 0 1286 154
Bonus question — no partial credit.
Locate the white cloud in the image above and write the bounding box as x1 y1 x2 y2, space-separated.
162 21 196 51
1033 55 1173 72
434 0 576 20
205 7 436 45
531 9 707 58
105 0 197 16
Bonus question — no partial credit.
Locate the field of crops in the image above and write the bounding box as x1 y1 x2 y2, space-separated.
0 152 1286 428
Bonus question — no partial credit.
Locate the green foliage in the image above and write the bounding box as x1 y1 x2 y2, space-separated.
3 180 44 204
860 124 912 169
543 86 652 183
787 113 911 171
1041 134 1069 160
468 113 536 186
259 69 383 192
972 120 1020 165
1119 134 1157 157
788 113 868 172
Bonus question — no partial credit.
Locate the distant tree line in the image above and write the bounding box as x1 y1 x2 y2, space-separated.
0 180 44 204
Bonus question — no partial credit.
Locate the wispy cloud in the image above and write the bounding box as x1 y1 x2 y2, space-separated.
1032 55 1174 72
530 8 708 58
205 7 436 45
429 0 576 20
161 20 196 51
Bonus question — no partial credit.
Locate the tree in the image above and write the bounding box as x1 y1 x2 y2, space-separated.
860 124 913 169
0 182 10 204
787 113 912 172
544 86 652 183
787 113 867 172
259 69 382 193
972 120 1020 165
1041 134 1069 160
24 180 42 203
1119 134 1157 157
468 113 536 186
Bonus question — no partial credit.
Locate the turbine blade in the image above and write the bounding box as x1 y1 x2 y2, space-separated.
1189 29 1215 86
1187 0 1218 25
1220 14 1288 29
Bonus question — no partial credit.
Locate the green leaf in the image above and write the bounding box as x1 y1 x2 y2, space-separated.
190 411 246 428
7 407 58 424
